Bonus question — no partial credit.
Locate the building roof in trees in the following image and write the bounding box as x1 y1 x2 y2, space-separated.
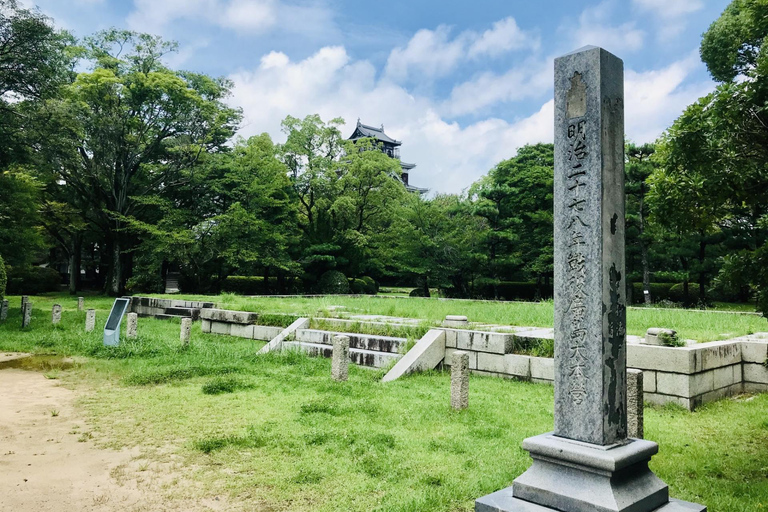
349 119 401 145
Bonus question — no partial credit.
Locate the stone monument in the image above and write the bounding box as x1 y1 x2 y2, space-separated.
85 309 96 332
475 46 706 512
52 304 62 324
627 369 644 439
0 299 8 322
126 312 138 339
180 317 192 346
451 350 469 410
332 335 349 381
21 301 32 328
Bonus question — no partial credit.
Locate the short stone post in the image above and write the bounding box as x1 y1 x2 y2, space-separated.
180 317 192 346
85 309 96 332
627 369 644 439
450 350 470 410
78 297 84 312
21 301 32 328
52 304 62 324
0 299 8 322
126 312 138 339
331 335 350 381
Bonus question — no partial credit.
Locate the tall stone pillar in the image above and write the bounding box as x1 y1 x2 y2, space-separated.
450 351 469 410
475 46 705 512
21 301 32 328
180 317 192 346
332 335 349 381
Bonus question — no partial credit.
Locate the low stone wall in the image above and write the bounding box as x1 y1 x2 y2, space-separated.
125 296 214 320
443 330 768 410
199 308 284 341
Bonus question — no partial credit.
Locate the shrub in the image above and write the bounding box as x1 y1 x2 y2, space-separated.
360 276 378 294
0 255 6 302
349 278 369 294
630 283 678 304
317 270 350 294
6 265 62 294
409 288 429 297
473 280 553 301
668 283 705 303
222 275 303 295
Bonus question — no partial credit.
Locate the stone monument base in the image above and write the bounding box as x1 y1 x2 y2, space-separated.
476 433 706 512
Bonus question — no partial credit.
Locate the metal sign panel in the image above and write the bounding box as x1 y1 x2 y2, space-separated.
104 298 130 346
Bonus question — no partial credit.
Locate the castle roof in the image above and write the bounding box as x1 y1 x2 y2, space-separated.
349 119 401 145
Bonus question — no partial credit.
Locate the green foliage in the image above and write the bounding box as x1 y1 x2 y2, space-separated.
317 270 350 294
349 278 368 294
6 266 61 294
658 331 685 348
222 276 302 296
201 376 253 395
0 170 45 267
0 255 6 301
472 280 553 301
630 283 678 304
360 276 378 294
668 283 705 304
409 288 429 297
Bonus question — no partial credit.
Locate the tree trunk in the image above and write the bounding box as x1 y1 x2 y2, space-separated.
68 236 81 295
109 239 122 296
422 275 430 298
641 243 651 304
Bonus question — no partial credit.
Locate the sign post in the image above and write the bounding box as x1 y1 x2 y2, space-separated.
104 298 130 346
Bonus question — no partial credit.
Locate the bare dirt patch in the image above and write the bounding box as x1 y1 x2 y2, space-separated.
0 354 230 511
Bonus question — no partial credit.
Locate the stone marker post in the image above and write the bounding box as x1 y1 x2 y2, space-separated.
332 335 349 381
450 350 469 410
627 368 644 439
180 317 192 346
78 297 85 312
52 304 62 324
475 46 705 512
0 299 8 322
85 309 96 332
21 295 29 312
126 312 138 339
21 301 32 328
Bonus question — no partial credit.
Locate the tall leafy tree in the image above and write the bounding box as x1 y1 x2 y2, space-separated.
50 30 241 295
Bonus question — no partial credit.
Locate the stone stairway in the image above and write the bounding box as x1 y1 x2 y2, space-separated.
283 329 405 368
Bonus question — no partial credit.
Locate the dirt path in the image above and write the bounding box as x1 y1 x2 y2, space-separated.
0 353 229 512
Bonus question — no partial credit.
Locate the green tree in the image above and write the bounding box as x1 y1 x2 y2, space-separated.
50 30 241 295
625 143 655 304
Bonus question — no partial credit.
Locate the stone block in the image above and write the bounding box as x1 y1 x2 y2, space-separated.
210 321 231 335
180 317 192 345
229 324 255 339
505 354 531 380
698 340 742 372
450 351 469 410
627 369 643 439
455 330 513 354
530 357 554 382
743 382 768 394
643 392 693 410
628 344 694 374
656 372 689 398
201 319 211 333
644 327 676 346
126 313 138 338
258 318 310 354
444 329 457 348
332 335 350 381
443 315 469 328
639 369 657 393
743 362 768 384
713 364 738 390
740 340 768 363
199 308 258 325
252 325 283 341
382 330 446 382
444 348 477 370
477 352 506 373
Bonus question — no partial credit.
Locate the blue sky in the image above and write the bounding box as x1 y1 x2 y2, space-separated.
27 0 730 193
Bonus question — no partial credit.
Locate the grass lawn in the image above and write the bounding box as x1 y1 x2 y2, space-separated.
144 292 768 342
1 294 768 511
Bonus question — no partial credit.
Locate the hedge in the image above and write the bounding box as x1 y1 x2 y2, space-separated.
0 255 6 302
6 266 62 295
630 282 677 304
473 281 553 301
222 276 303 295
317 270 350 294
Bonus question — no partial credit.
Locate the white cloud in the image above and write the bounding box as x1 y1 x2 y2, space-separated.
624 52 712 142
385 17 537 84
468 17 539 58
127 0 330 36
632 0 704 39
384 26 467 83
442 58 552 117
570 1 645 53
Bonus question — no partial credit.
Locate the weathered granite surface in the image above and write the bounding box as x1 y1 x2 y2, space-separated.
553 45 626 446
21 301 32 328
627 369 644 439
180 317 192 345
332 335 349 381
52 304 62 324
1 299 8 322
78 297 84 312
126 312 138 339
451 351 470 410
85 309 96 332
